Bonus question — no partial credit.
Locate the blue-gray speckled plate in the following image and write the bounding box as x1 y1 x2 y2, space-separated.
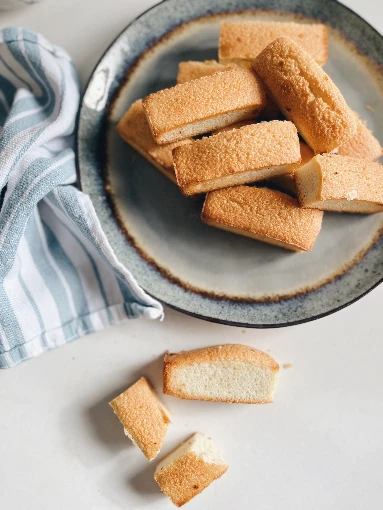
77 0 383 327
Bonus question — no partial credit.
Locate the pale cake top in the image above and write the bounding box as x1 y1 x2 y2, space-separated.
173 121 300 188
143 68 266 136
314 154 383 204
109 376 171 461
338 119 382 160
253 37 358 153
177 60 232 84
219 20 328 65
202 186 324 251
116 99 192 171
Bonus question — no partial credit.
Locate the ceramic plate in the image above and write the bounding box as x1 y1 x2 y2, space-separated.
77 0 383 327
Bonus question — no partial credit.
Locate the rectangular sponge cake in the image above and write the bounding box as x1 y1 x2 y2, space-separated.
173 121 300 195
142 68 266 144
202 186 324 252
163 344 279 403
295 154 383 213
219 20 328 66
253 37 358 154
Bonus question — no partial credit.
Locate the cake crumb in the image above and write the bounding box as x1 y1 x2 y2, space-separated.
283 363 293 369
241 330 246 333
366 104 374 112
346 189 358 201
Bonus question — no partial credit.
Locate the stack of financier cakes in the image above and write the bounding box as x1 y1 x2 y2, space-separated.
117 20 383 253
109 344 280 507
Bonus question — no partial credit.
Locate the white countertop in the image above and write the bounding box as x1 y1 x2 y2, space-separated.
1 1 383 509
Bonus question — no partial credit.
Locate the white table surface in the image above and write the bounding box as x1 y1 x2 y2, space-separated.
0 1 382 509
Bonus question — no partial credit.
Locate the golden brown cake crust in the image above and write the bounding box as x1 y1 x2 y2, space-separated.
219 21 328 65
337 119 382 160
201 186 323 252
253 37 358 154
109 377 170 461
155 450 227 507
164 344 279 372
173 121 300 194
177 60 232 84
142 68 266 142
116 99 192 176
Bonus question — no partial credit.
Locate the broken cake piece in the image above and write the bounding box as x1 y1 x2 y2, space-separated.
154 432 228 507
163 344 280 403
109 376 171 461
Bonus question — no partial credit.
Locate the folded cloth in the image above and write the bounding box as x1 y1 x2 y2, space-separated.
0 28 163 368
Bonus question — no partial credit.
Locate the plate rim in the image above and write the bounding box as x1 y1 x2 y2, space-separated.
76 0 383 328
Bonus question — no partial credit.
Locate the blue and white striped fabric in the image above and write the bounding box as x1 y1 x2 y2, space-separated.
0 28 163 368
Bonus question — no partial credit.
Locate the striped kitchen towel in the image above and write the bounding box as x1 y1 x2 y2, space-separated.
0 28 163 368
